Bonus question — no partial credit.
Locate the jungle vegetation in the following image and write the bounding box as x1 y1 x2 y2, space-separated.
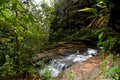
0 0 120 79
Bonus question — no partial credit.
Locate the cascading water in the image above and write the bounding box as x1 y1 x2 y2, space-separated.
39 59 68 77
50 59 67 71
39 48 98 77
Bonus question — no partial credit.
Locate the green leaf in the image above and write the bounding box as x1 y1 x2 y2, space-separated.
18 36 23 41
98 32 104 39
97 41 103 47
106 66 120 76
97 32 104 47
28 13 35 23
0 0 8 6
12 0 18 10
78 8 99 16
1 9 12 18
103 39 109 52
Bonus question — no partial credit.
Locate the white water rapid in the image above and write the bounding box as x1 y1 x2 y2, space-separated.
39 48 98 77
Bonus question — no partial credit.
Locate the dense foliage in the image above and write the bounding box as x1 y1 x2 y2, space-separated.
78 0 120 79
50 0 120 79
0 0 54 77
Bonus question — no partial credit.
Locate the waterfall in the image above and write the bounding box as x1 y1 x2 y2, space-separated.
50 59 67 71
39 48 98 77
39 59 68 77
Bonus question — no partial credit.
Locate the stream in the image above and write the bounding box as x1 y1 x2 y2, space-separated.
38 48 99 77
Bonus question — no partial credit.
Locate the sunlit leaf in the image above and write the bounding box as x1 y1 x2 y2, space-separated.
18 36 23 41
98 32 104 39
0 16 5 21
78 8 99 16
26 30 32 34
1 9 12 18
106 66 120 77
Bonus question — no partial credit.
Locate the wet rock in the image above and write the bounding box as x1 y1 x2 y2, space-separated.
56 54 114 80
58 49 77 56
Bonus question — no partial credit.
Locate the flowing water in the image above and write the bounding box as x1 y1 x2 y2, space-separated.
39 48 98 77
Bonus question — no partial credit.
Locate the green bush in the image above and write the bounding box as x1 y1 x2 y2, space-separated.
0 0 54 77
106 66 120 80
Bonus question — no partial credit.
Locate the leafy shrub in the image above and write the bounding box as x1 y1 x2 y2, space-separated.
41 68 54 80
67 69 75 80
0 0 54 77
106 66 120 80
